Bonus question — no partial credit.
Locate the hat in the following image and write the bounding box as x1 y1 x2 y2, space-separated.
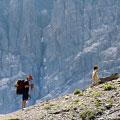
27 75 33 80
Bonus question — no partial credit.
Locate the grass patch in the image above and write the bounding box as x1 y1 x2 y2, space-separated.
73 89 80 95
44 105 51 110
55 105 60 108
87 109 95 119
78 93 83 96
49 103 55 106
103 85 116 90
91 92 103 98
44 103 56 110
69 105 72 109
97 109 103 115
94 100 100 107
65 106 67 109
74 99 79 103
107 100 112 104
80 112 86 119
89 113 95 119
87 109 93 114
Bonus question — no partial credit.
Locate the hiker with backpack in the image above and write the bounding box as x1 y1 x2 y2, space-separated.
91 65 99 86
15 75 34 109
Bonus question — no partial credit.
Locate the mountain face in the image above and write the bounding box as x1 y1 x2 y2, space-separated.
40 0 120 99
0 0 120 113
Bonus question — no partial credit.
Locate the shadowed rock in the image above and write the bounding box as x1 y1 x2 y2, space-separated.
99 73 120 84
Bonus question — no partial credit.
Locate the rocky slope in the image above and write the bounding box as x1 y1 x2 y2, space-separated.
0 74 120 120
0 0 120 113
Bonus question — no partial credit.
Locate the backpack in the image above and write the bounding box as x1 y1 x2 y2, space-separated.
15 80 24 95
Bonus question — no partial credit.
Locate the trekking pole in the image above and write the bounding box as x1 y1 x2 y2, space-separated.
28 89 31 99
29 84 34 99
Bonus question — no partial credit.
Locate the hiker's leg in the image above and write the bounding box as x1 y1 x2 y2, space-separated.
24 100 27 107
22 100 24 108
22 93 28 108
93 81 96 86
95 79 98 86
96 79 99 86
22 100 27 108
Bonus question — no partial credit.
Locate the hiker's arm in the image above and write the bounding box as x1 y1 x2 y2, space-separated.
92 74 94 80
92 71 96 80
25 84 34 88
92 75 94 80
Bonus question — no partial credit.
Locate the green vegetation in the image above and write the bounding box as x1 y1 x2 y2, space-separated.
73 101 78 104
69 105 72 109
87 109 93 114
80 112 86 119
89 113 95 119
73 89 80 95
78 93 83 96
84 104 89 107
44 102 57 110
74 99 79 103
87 109 95 119
103 84 116 90
91 92 103 98
97 109 103 115
65 106 67 109
89 84 93 88
69 116 73 120
105 104 112 109
49 103 55 106
73 106 77 110
105 100 112 109
40 115 45 119
55 105 60 108
44 104 51 110
94 100 100 107
107 100 112 104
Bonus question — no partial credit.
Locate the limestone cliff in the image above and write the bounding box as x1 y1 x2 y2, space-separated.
0 0 120 113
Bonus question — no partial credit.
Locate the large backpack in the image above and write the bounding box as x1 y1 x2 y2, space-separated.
15 80 24 95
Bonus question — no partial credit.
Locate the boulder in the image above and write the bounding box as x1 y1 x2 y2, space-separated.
99 73 120 84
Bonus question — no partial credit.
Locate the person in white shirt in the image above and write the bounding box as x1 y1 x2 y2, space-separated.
92 65 99 86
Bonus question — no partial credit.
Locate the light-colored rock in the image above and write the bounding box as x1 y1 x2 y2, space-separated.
0 77 120 120
0 0 120 114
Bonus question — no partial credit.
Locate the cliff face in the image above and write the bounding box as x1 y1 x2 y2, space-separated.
0 75 120 120
0 0 120 113
40 0 120 99
0 0 55 113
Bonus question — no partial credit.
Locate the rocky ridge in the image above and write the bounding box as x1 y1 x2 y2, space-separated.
0 74 120 120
